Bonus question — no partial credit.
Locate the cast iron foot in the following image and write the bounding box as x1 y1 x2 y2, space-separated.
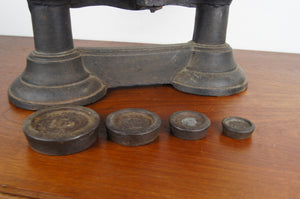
172 42 248 96
8 50 107 110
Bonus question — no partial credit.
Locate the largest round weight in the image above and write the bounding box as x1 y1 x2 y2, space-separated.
23 106 100 155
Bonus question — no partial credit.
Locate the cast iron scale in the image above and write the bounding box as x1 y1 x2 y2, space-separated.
9 0 252 155
8 0 248 110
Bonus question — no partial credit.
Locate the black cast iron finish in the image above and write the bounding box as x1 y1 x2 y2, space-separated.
22 106 100 155
105 108 161 146
8 0 248 110
169 111 211 140
222 117 255 139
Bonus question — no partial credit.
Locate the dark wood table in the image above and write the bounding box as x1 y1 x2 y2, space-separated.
0 36 299 199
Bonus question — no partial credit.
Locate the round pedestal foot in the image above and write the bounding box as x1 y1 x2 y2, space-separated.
8 75 107 110
172 65 248 96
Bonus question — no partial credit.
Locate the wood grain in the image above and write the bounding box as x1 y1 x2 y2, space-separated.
0 36 299 199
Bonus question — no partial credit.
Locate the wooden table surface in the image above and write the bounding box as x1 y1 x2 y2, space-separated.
0 36 299 199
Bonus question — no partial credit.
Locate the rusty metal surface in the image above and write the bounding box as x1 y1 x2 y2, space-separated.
28 0 233 10
222 117 255 139
169 111 211 140
105 108 161 146
80 43 191 88
23 106 100 155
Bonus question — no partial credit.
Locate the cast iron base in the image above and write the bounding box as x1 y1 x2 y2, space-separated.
8 42 247 110
9 0 247 110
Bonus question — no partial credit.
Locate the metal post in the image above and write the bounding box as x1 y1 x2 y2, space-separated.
172 2 248 96
8 2 106 110
30 4 74 53
193 4 229 45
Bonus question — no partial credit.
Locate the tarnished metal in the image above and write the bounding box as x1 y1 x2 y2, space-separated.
8 0 248 110
23 106 100 155
105 108 161 146
169 111 211 140
222 117 255 139
28 0 233 9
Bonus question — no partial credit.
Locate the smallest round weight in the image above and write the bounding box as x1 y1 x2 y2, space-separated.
169 111 211 140
105 108 161 146
23 106 100 155
222 117 255 139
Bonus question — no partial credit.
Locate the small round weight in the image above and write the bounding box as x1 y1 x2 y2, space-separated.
23 106 100 155
105 108 161 146
222 117 255 139
169 111 211 140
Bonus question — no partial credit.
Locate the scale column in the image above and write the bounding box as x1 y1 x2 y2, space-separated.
193 3 229 45
8 1 106 110
172 1 248 96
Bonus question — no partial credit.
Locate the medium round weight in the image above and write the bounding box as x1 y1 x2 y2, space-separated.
105 108 161 146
